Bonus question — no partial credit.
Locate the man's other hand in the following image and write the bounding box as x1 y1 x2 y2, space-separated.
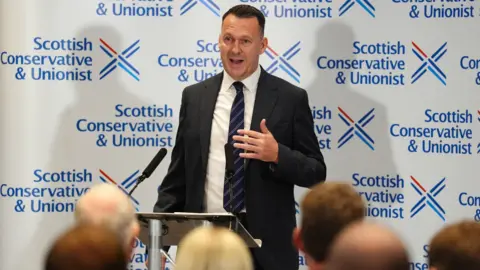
233 119 279 163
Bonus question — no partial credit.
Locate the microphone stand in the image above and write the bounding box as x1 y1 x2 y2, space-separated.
128 174 176 268
225 168 234 231
128 175 146 196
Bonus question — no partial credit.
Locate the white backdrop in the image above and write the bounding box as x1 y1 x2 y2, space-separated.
2 0 480 269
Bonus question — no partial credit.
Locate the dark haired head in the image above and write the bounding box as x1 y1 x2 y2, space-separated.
222 5 265 36
45 224 127 270
429 220 480 270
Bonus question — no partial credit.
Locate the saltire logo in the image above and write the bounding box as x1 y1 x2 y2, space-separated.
99 169 140 211
411 42 447 86
264 42 301 83
410 176 446 222
99 39 140 81
180 0 220 17
477 110 480 154
339 0 375 18
337 107 375 150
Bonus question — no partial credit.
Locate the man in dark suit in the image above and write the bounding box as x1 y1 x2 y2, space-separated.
153 4 326 270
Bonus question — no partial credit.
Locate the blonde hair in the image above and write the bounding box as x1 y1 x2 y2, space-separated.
175 226 253 270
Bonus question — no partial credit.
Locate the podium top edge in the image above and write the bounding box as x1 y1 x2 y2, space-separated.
136 212 236 220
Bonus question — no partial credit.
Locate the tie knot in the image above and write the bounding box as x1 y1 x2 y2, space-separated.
232 81 244 93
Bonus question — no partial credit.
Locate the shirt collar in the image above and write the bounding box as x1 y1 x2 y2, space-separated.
221 65 261 92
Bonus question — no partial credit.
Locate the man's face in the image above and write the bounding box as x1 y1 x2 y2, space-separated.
219 14 267 81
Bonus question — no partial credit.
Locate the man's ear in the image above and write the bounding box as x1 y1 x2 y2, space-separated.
127 223 141 258
293 227 305 252
128 222 140 250
132 221 140 238
260 37 268 54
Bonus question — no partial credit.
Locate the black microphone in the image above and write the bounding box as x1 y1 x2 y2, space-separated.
129 148 168 196
224 143 235 212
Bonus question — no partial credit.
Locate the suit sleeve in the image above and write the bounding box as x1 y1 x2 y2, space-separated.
270 89 327 187
153 89 188 213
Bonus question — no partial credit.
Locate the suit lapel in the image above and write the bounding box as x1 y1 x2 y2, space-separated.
246 68 278 168
199 73 223 172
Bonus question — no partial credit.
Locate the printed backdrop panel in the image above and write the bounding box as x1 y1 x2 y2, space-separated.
1 0 480 269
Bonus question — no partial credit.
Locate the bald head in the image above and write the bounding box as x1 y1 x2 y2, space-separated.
75 183 139 254
324 222 409 270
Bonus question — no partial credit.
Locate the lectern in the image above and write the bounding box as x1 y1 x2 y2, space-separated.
136 212 262 270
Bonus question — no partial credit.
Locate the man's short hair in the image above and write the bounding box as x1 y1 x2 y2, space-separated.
45 224 127 270
222 5 265 36
300 182 365 262
429 220 480 270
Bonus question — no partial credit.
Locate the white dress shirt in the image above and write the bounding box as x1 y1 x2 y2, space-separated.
204 65 261 213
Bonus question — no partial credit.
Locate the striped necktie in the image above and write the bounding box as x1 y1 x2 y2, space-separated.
224 81 245 213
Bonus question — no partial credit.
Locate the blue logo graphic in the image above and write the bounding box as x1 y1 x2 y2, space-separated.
295 201 300 215
265 42 301 83
338 107 375 150
410 176 446 222
99 39 140 81
99 169 140 211
339 0 375 18
180 0 220 17
411 41 447 86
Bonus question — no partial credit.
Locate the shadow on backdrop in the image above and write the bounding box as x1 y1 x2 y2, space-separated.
307 21 402 218
20 25 151 270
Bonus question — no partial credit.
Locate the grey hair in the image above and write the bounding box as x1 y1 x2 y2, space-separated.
74 183 138 250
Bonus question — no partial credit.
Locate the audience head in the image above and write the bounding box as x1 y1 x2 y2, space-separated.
75 183 140 257
324 221 409 270
293 181 365 265
175 226 253 270
45 224 127 270
428 220 480 270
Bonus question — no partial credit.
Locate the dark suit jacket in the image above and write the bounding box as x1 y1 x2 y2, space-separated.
153 67 327 270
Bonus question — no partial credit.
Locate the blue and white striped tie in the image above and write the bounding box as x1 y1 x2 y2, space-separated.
224 81 245 213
